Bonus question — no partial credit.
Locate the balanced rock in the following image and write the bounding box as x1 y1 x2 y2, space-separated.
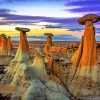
43 33 53 55
1 27 31 85
67 14 100 97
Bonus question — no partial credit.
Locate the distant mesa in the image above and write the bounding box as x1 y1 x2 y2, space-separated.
15 27 30 32
78 14 100 25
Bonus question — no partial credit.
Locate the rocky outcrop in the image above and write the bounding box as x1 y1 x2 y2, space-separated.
0 34 8 56
43 33 53 55
0 34 14 57
67 14 100 97
10 47 70 100
44 33 53 46
1 27 31 85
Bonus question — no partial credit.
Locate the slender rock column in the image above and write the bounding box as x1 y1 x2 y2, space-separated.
0 34 8 56
43 33 53 55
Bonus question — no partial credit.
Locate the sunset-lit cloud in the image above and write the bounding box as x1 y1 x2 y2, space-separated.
0 0 99 41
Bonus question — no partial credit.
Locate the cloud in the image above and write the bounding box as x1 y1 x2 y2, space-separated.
65 0 100 15
0 0 30 3
0 8 77 27
0 0 64 4
0 9 99 35
65 6 100 14
65 0 100 6
0 8 15 14
64 0 100 35
67 28 83 32
0 0 100 36
44 25 64 28
0 13 83 31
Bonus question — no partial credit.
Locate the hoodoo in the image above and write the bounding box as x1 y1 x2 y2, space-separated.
43 33 53 55
7 36 14 56
15 27 30 53
68 14 100 97
0 34 8 56
12 27 30 62
1 27 31 85
44 33 53 46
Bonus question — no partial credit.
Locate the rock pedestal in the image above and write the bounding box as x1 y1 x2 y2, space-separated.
43 33 53 55
0 34 8 56
19 31 29 53
67 14 100 97
1 27 31 85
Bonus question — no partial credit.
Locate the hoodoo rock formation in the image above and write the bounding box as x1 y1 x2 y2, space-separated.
43 33 53 55
44 33 53 46
0 34 8 56
1 27 31 85
15 27 30 53
67 14 100 97
7 36 15 56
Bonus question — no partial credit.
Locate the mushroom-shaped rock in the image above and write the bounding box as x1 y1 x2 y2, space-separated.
15 27 30 32
44 33 53 46
43 33 54 55
15 27 30 54
67 14 99 97
1 27 31 85
78 14 100 25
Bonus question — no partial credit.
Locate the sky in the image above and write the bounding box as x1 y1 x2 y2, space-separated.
0 0 100 41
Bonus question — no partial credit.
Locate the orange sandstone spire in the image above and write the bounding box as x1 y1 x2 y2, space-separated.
15 27 30 53
0 34 8 56
7 36 13 50
44 33 53 46
68 14 100 97
43 33 53 55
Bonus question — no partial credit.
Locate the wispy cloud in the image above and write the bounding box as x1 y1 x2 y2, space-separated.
0 0 99 40
0 8 76 28
65 0 100 15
